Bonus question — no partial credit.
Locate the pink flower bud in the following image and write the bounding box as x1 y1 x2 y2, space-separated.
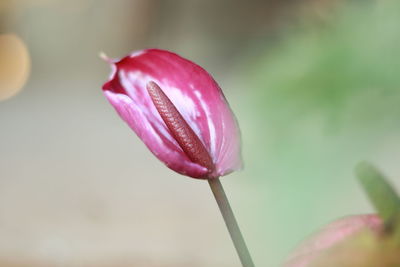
102 49 242 179
284 214 383 267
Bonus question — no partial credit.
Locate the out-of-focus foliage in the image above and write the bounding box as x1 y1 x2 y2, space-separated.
250 1 400 136
356 162 400 225
235 1 400 265
284 163 400 267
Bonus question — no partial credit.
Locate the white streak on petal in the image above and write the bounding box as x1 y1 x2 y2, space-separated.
130 50 146 58
104 91 163 145
119 70 178 146
165 86 203 142
103 90 208 178
194 90 216 158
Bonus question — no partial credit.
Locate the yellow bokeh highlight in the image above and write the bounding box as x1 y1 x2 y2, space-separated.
0 34 30 101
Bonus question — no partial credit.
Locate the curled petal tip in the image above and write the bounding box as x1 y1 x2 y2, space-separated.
99 51 114 64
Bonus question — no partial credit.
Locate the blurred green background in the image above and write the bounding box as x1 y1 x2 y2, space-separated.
1 0 400 266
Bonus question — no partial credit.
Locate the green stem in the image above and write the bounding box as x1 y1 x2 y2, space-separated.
208 178 255 267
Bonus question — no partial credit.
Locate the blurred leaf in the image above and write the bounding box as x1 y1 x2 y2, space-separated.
239 1 400 264
355 162 400 230
248 1 400 136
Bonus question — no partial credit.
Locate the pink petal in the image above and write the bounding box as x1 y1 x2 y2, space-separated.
284 214 383 267
102 49 242 178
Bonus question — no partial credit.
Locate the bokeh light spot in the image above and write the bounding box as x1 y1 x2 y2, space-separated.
0 34 30 101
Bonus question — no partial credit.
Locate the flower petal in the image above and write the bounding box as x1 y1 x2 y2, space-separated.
284 214 383 267
104 90 208 178
102 49 242 178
